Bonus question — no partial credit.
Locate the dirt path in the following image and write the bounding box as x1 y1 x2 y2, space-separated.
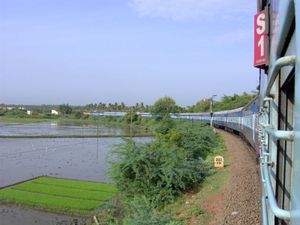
210 130 261 225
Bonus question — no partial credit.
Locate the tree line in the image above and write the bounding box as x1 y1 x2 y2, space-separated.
0 92 256 119
187 92 255 113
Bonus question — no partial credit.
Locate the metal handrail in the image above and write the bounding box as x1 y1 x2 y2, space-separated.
259 141 269 225
258 116 292 221
265 55 296 97
258 1 296 224
262 194 269 225
265 128 295 141
262 159 291 220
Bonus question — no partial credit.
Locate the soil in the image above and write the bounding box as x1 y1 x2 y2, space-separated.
205 130 261 225
0 205 92 225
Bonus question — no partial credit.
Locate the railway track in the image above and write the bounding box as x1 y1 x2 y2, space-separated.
207 130 261 225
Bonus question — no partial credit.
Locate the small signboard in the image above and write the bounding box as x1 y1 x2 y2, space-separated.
254 9 268 67
214 156 224 168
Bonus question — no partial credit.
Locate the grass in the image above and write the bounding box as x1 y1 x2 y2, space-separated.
0 177 118 216
0 117 52 124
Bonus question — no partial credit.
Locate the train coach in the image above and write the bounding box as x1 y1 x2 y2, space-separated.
255 0 299 224
88 0 299 224
177 1 300 224
172 96 260 151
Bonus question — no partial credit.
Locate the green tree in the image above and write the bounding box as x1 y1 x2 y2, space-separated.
151 97 177 119
74 111 82 119
189 99 210 112
189 92 255 112
123 111 140 124
59 104 72 115
215 92 255 111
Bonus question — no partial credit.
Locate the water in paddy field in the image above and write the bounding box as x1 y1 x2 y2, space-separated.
0 123 152 187
0 122 124 136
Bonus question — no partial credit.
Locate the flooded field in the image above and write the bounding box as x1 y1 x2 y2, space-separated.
0 122 124 136
0 123 151 225
0 137 151 187
0 123 151 187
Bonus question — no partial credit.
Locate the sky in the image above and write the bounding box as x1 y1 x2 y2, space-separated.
0 0 259 106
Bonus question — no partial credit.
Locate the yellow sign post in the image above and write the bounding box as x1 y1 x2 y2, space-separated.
214 156 224 168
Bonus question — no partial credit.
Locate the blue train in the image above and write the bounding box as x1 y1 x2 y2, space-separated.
169 97 259 153
91 1 300 224
178 1 300 224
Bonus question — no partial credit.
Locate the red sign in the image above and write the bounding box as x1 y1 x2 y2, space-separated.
254 9 267 67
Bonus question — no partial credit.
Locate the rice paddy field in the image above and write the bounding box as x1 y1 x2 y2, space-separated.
0 176 117 216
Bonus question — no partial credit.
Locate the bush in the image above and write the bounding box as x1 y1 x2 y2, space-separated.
110 121 217 224
97 196 124 225
155 117 175 134
110 138 210 207
177 125 217 159
74 111 82 119
122 112 141 124
123 197 183 225
5 109 27 118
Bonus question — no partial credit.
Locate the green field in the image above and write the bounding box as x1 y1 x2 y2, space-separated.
0 177 117 216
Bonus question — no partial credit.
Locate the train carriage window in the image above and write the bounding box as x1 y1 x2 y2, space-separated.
276 74 294 225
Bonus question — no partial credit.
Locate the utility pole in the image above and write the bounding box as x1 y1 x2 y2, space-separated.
210 95 217 127
96 115 99 161
130 107 133 139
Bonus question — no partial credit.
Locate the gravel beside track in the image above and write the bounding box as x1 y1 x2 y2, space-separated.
215 130 261 225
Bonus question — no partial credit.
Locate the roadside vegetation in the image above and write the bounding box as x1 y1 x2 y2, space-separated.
94 97 226 225
0 177 117 216
0 96 230 224
163 137 228 224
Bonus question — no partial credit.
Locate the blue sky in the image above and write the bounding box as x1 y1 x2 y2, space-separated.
0 0 258 106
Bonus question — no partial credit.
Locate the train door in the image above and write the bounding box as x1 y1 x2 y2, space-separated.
276 74 294 225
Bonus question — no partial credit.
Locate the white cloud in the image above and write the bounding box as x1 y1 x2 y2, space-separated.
129 0 254 21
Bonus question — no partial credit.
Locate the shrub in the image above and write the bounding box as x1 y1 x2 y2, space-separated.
110 139 210 207
110 121 217 224
155 117 175 134
177 125 217 159
122 112 141 124
123 197 183 225
97 196 124 225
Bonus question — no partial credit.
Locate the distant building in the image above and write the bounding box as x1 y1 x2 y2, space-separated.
82 112 91 116
27 110 32 115
51 109 59 115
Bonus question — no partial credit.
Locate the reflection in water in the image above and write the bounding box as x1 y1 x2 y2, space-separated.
0 123 152 187
0 122 124 136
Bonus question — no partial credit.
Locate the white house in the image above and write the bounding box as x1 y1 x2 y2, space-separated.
27 110 32 115
51 110 59 115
